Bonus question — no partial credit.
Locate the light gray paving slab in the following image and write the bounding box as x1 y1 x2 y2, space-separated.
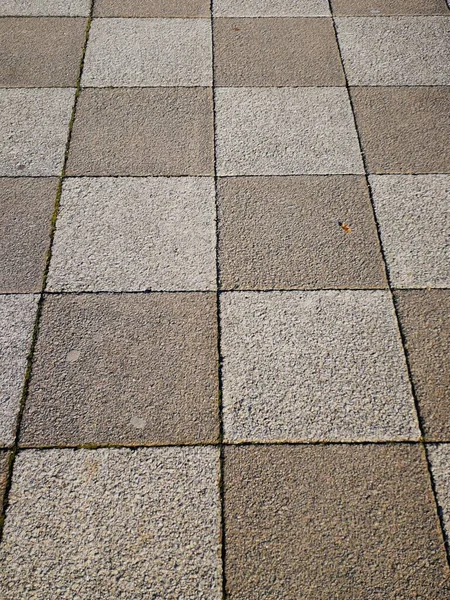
0 295 38 447
428 445 450 543
83 18 213 87
215 88 364 175
0 447 221 599
0 0 90 16
0 88 75 176
47 177 216 291
336 17 450 86
370 175 450 288
220 291 419 442
214 0 330 16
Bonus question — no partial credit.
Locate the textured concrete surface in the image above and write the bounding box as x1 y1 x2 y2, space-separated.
0 451 11 506
217 176 387 290
0 447 221 599
0 294 38 447
215 88 363 175
94 0 211 17
429 444 450 544
351 87 450 174
332 0 450 15
370 175 450 288
220 291 419 442
336 17 450 85
47 178 216 292
0 0 90 15
66 88 214 175
224 444 450 599
83 18 212 87
0 88 75 176
214 0 331 16
21 293 219 446
0 178 56 293
214 18 344 87
396 291 450 440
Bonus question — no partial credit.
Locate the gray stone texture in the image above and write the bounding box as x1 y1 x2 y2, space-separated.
0 447 221 599
217 176 387 290
428 444 450 545
0 294 38 447
21 293 219 446
351 87 450 174
214 0 330 16
47 177 216 292
0 451 11 507
94 0 211 17
220 291 419 442
0 178 57 293
224 444 450 599
83 18 212 87
396 291 450 440
213 18 344 87
0 88 75 176
332 0 449 15
370 175 450 288
0 0 90 15
66 88 214 176
215 88 363 175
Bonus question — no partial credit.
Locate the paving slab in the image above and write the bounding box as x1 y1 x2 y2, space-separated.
336 17 450 86
215 88 363 175
0 294 38 447
428 445 450 544
0 447 221 599
217 176 386 290
47 178 216 292
224 444 450 599
213 18 344 87
214 0 330 16
0 0 90 15
220 291 419 442
331 0 450 15
0 178 57 293
351 87 450 174
0 451 11 507
21 293 219 446
0 88 75 176
94 0 211 17
370 175 450 287
83 18 212 87
396 291 450 440
66 88 214 176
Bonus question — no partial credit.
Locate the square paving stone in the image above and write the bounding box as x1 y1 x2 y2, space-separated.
83 18 212 87
0 0 90 15
213 18 344 87
0 447 221 599
351 87 450 174
428 444 450 542
336 17 450 85
0 178 57 293
0 295 38 447
47 177 216 292
220 291 419 442
395 291 450 440
215 88 363 175
224 444 450 600
0 451 11 507
66 88 214 176
217 176 387 290
0 18 87 87
214 0 330 16
370 175 450 287
331 0 450 15
21 293 219 446
0 88 75 176
94 0 210 17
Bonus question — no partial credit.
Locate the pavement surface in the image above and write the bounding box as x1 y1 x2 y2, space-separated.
0 1 449 598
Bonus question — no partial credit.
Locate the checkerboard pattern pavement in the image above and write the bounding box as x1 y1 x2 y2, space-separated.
0 1 449 597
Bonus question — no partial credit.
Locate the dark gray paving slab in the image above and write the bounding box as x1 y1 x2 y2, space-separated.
218 176 386 290
21 293 219 446
332 0 449 15
213 18 344 87
396 291 450 440
351 87 450 174
0 178 56 293
224 444 450 599
0 447 221 599
94 0 211 17
214 0 330 16
66 88 214 176
0 0 90 15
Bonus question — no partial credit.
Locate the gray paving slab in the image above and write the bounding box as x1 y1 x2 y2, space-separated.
0 451 11 507
428 445 450 545
214 0 330 16
332 0 450 15
0 447 221 599
83 18 212 87
0 294 38 447
336 17 450 86
370 175 450 288
94 0 211 17
225 444 450 599
0 88 75 176
47 177 216 292
0 0 90 15
21 293 219 446
215 88 364 175
220 291 419 442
